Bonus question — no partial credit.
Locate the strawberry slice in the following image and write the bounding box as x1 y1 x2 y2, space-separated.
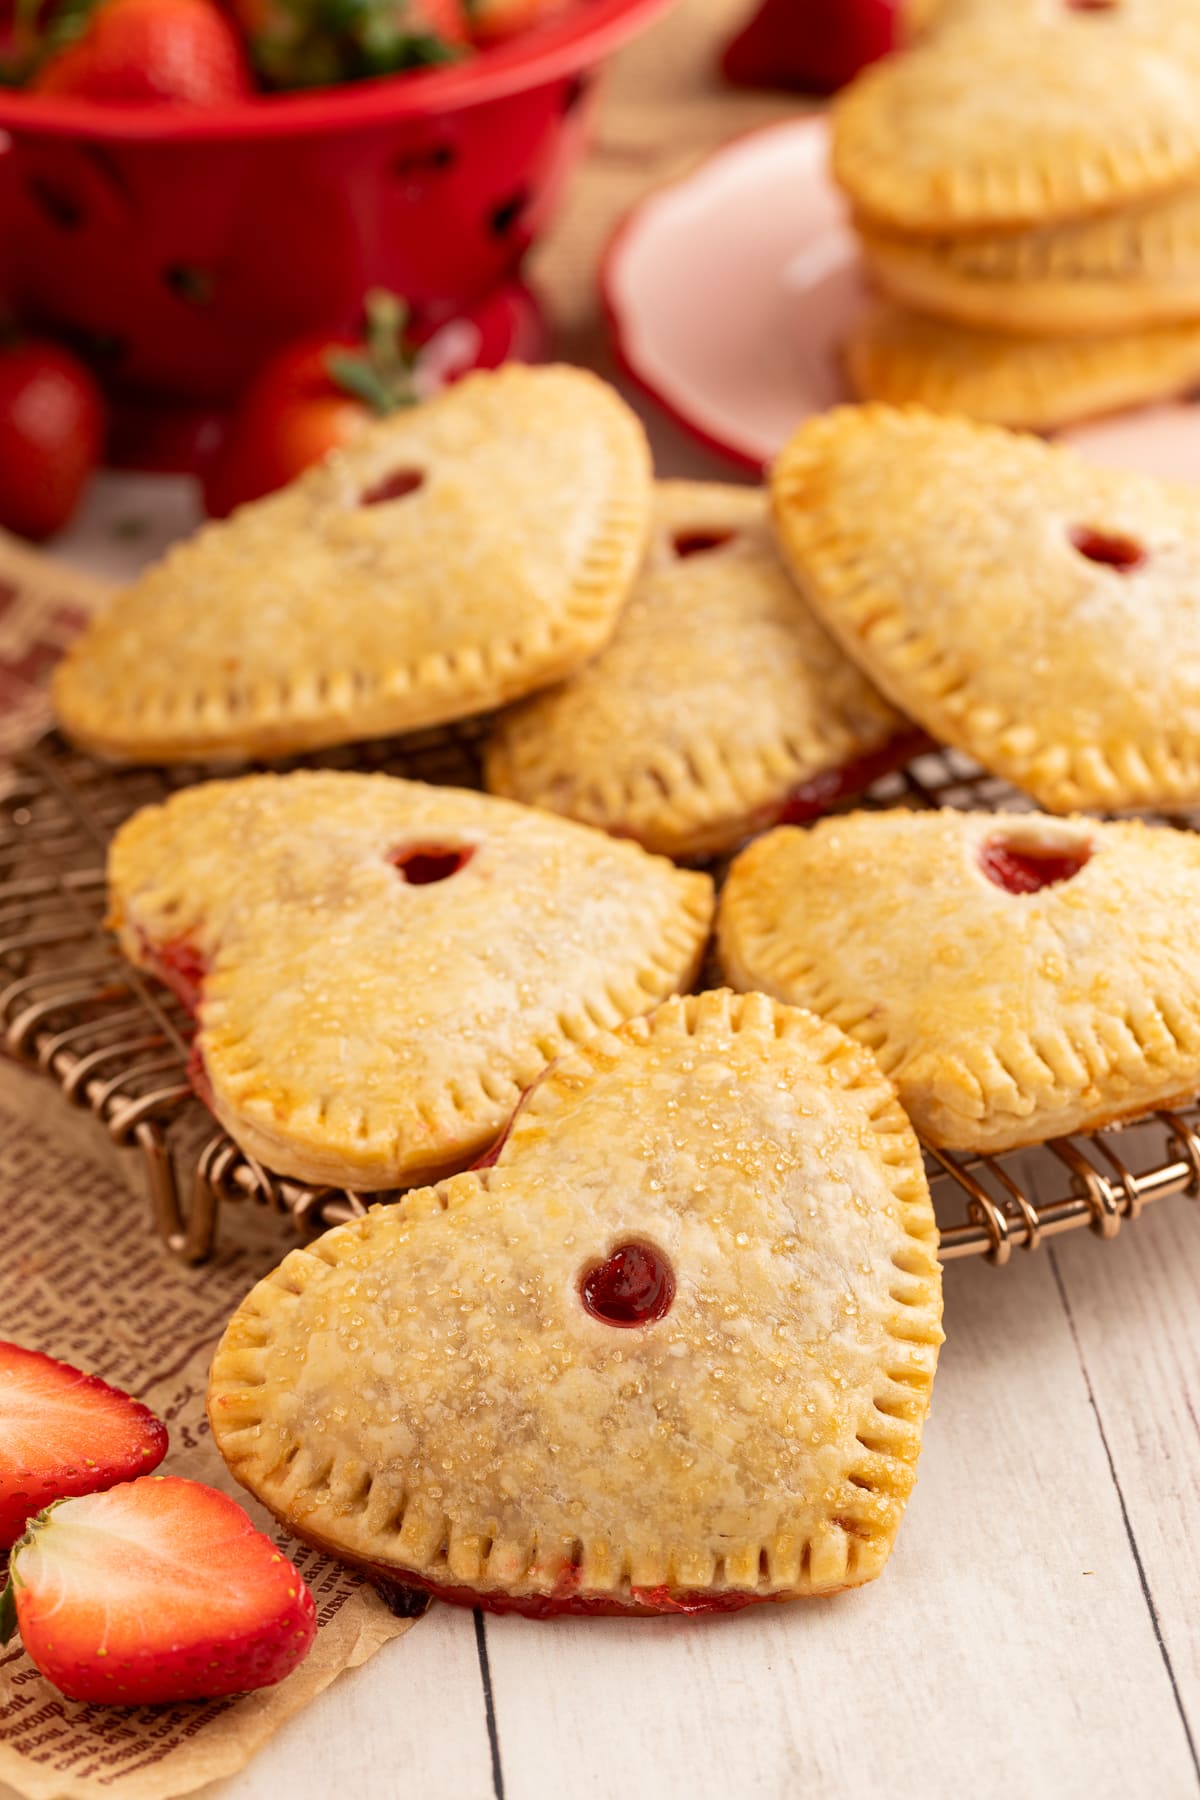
0 1342 168 1550
0 1477 317 1705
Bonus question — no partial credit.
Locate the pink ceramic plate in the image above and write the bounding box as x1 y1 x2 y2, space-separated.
603 115 1200 481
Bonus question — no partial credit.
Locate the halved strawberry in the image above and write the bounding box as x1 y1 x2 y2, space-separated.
0 1477 317 1705
0 1342 168 1550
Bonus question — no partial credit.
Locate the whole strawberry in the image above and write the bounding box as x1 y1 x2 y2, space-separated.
0 1477 317 1705
33 0 253 103
722 0 899 93
0 341 104 541
0 1341 165 1544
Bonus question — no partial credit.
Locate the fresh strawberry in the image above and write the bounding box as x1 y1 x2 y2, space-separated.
0 1343 167 1548
721 0 899 93
0 340 104 542
0 1477 316 1705
33 0 253 103
202 289 421 517
231 0 466 89
465 0 566 45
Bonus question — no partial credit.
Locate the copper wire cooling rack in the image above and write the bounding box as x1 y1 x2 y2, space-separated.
3 730 1199 1265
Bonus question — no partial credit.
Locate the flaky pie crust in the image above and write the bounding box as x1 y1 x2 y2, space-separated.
860 185 1200 338
54 365 652 764
833 26 1200 235
719 811 1200 1153
209 990 942 1615
108 771 712 1189
484 482 907 860
770 405 1200 814
845 301 1200 432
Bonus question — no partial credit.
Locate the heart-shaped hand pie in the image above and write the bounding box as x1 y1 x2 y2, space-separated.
209 990 942 1616
109 772 713 1188
771 406 1200 813
834 23 1200 235
860 183 1200 338
484 482 911 859
54 365 652 764
719 809 1200 1152
845 301 1200 432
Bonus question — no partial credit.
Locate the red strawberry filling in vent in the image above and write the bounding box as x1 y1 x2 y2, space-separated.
980 837 1091 894
389 844 473 885
362 469 424 506
672 529 735 558
771 730 931 827
580 1241 675 1327
1069 526 1145 571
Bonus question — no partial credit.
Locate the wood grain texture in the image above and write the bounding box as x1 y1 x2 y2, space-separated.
481 1249 1198 1800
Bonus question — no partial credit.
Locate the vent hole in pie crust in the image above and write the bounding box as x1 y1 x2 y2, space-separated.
980 836 1091 895
1065 0 1117 11
672 529 736 559
1069 525 1145 572
580 1241 675 1328
362 469 425 507
389 844 474 885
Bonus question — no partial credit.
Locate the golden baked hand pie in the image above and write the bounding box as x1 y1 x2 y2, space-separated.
54 365 652 764
833 25 1200 235
844 301 1200 431
209 989 942 1616
770 405 1200 813
719 811 1200 1153
484 482 912 860
910 0 1196 37
860 186 1200 338
109 772 712 1188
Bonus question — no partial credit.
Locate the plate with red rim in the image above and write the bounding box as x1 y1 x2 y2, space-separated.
602 113 1200 481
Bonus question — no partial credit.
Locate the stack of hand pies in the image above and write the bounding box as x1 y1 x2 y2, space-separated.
54 367 1200 1620
839 0 1200 430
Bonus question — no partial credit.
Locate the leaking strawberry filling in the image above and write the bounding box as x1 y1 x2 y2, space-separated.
138 933 208 1014
1069 525 1145 571
372 1571 771 1619
389 844 473 885
581 1241 674 1327
766 729 932 828
980 837 1091 894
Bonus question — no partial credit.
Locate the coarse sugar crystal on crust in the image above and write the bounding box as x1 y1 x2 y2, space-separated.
208 990 942 1617
54 364 653 764
718 810 1200 1153
108 771 713 1189
833 25 1200 236
769 404 1200 814
485 482 910 860
844 301 1200 431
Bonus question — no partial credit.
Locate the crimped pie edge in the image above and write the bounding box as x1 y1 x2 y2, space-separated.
769 404 1200 814
717 812 1200 1153
208 989 943 1612
844 301 1200 432
832 30 1200 237
53 364 654 764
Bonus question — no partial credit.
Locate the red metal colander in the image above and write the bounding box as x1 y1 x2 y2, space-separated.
0 0 670 460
